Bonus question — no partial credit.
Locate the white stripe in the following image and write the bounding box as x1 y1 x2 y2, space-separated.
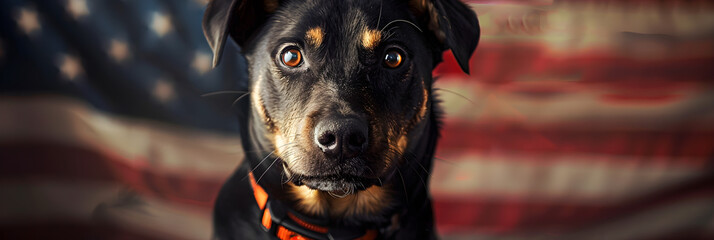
0 96 242 179
0 181 211 240
430 153 706 202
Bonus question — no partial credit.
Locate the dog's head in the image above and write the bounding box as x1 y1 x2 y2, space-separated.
204 0 478 194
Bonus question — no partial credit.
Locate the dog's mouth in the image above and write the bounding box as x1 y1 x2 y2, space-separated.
290 174 382 194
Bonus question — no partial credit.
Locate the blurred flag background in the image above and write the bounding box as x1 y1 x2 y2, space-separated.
1 0 713 239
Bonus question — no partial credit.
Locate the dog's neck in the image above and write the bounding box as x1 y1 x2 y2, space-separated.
238 96 439 225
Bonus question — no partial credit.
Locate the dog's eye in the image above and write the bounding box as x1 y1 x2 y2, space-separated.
281 48 302 67
383 50 403 68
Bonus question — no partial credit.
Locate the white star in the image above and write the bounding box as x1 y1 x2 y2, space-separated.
15 8 41 36
153 79 175 103
108 39 129 63
150 12 172 37
66 0 89 19
192 51 212 75
58 54 84 81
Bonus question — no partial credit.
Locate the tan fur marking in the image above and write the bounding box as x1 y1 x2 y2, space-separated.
264 0 279 13
251 80 271 128
361 29 382 50
305 27 324 47
274 133 288 155
288 184 390 218
289 184 329 216
385 129 400 165
417 86 429 120
401 84 430 138
330 186 390 217
252 78 282 155
397 135 409 153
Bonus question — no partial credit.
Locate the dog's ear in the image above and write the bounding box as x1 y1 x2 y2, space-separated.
203 0 279 68
409 0 480 74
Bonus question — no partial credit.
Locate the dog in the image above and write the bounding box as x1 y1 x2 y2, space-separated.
202 0 479 239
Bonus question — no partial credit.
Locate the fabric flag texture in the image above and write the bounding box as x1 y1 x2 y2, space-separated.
1 0 713 239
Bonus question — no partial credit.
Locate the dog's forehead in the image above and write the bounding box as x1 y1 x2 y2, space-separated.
274 0 411 48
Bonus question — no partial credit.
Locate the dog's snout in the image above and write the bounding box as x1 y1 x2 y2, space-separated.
314 118 368 159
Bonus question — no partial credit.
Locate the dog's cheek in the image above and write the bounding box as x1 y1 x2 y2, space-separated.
385 79 428 167
367 121 403 174
253 78 300 165
251 79 277 132
414 81 429 124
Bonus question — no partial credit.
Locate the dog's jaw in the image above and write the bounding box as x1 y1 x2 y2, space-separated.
287 171 382 193
288 182 391 219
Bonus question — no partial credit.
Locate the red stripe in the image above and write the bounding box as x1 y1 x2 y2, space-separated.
437 122 714 161
434 173 714 233
0 142 227 208
434 43 714 84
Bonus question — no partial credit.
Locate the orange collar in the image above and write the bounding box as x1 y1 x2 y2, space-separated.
248 172 379 240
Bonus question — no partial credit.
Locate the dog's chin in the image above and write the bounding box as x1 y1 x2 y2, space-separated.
291 174 379 194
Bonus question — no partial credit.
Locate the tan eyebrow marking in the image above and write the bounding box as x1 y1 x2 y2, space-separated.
361 28 382 50
305 27 324 47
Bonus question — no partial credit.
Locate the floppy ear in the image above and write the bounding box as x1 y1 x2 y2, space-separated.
410 0 480 74
202 0 279 68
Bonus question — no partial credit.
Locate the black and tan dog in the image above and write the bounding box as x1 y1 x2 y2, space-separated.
203 0 478 239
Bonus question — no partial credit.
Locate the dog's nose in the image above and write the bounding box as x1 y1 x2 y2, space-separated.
314 117 368 159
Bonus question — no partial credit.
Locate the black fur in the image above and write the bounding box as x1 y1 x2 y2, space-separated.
203 0 479 239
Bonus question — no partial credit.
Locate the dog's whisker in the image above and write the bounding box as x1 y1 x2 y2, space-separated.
402 151 431 176
283 174 295 185
376 0 383 28
256 156 281 184
380 19 422 33
365 166 377 176
200 90 250 97
245 142 289 154
328 187 350 198
276 140 300 150
434 155 456 164
247 150 276 176
434 88 477 106
383 26 399 40
414 161 431 176
408 163 428 189
231 92 252 106
361 183 380 201
396 169 409 203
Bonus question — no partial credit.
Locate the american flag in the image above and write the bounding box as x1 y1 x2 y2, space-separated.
1 0 713 239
